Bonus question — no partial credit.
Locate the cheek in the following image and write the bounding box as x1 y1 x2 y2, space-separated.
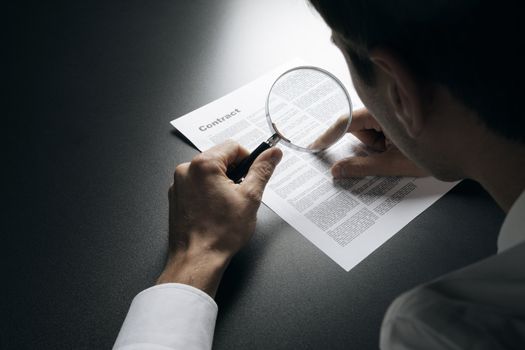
346 62 406 145
348 64 385 124
337 43 376 109
345 58 378 111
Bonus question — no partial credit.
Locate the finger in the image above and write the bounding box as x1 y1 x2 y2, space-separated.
200 140 251 172
309 114 350 150
173 162 190 183
348 108 382 133
309 109 381 150
331 149 428 178
346 109 387 150
352 129 387 151
229 140 251 163
241 147 283 202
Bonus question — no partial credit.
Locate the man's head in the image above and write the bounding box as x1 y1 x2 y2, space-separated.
309 0 524 181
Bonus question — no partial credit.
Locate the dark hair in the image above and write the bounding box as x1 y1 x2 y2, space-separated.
309 0 525 143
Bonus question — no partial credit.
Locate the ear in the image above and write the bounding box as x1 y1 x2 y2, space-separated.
369 48 426 138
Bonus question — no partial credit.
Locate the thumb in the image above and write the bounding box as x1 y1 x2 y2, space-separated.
331 149 428 178
241 147 283 200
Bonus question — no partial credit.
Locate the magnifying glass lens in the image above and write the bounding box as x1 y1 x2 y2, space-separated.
227 66 352 183
267 67 352 152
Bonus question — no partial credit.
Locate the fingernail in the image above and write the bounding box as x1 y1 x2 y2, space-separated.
270 149 283 166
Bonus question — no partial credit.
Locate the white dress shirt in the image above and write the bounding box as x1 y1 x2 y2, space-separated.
114 190 525 350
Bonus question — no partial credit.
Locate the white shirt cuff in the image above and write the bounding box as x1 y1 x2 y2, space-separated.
113 283 218 350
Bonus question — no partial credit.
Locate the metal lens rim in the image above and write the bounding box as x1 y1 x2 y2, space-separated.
265 66 353 153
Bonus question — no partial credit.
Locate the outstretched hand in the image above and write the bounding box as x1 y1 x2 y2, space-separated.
157 140 282 297
330 109 428 178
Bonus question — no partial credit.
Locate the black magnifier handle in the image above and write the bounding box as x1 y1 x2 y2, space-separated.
227 133 281 183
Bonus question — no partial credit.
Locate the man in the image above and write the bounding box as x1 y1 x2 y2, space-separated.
114 0 525 349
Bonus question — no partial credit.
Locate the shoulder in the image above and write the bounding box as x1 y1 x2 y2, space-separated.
380 282 525 350
380 287 450 349
380 286 473 349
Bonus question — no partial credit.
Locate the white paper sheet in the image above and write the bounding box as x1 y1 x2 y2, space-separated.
171 60 458 271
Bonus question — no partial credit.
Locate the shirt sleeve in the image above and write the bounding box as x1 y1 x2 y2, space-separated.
113 283 218 350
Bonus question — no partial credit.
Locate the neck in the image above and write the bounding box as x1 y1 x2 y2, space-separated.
467 133 525 213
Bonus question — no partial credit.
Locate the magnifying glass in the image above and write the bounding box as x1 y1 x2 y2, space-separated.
227 66 353 183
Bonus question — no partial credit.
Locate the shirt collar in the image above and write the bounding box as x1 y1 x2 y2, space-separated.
497 189 525 253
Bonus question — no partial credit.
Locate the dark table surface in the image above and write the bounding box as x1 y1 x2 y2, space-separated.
5 1 505 349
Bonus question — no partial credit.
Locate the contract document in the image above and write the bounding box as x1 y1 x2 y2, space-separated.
171 60 458 271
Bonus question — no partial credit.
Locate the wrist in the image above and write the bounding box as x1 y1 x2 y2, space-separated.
156 246 232 298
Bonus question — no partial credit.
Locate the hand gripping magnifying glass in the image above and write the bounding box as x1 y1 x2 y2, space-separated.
227 66 353 183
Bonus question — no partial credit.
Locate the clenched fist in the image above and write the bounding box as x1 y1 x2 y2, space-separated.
157 140 282 297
